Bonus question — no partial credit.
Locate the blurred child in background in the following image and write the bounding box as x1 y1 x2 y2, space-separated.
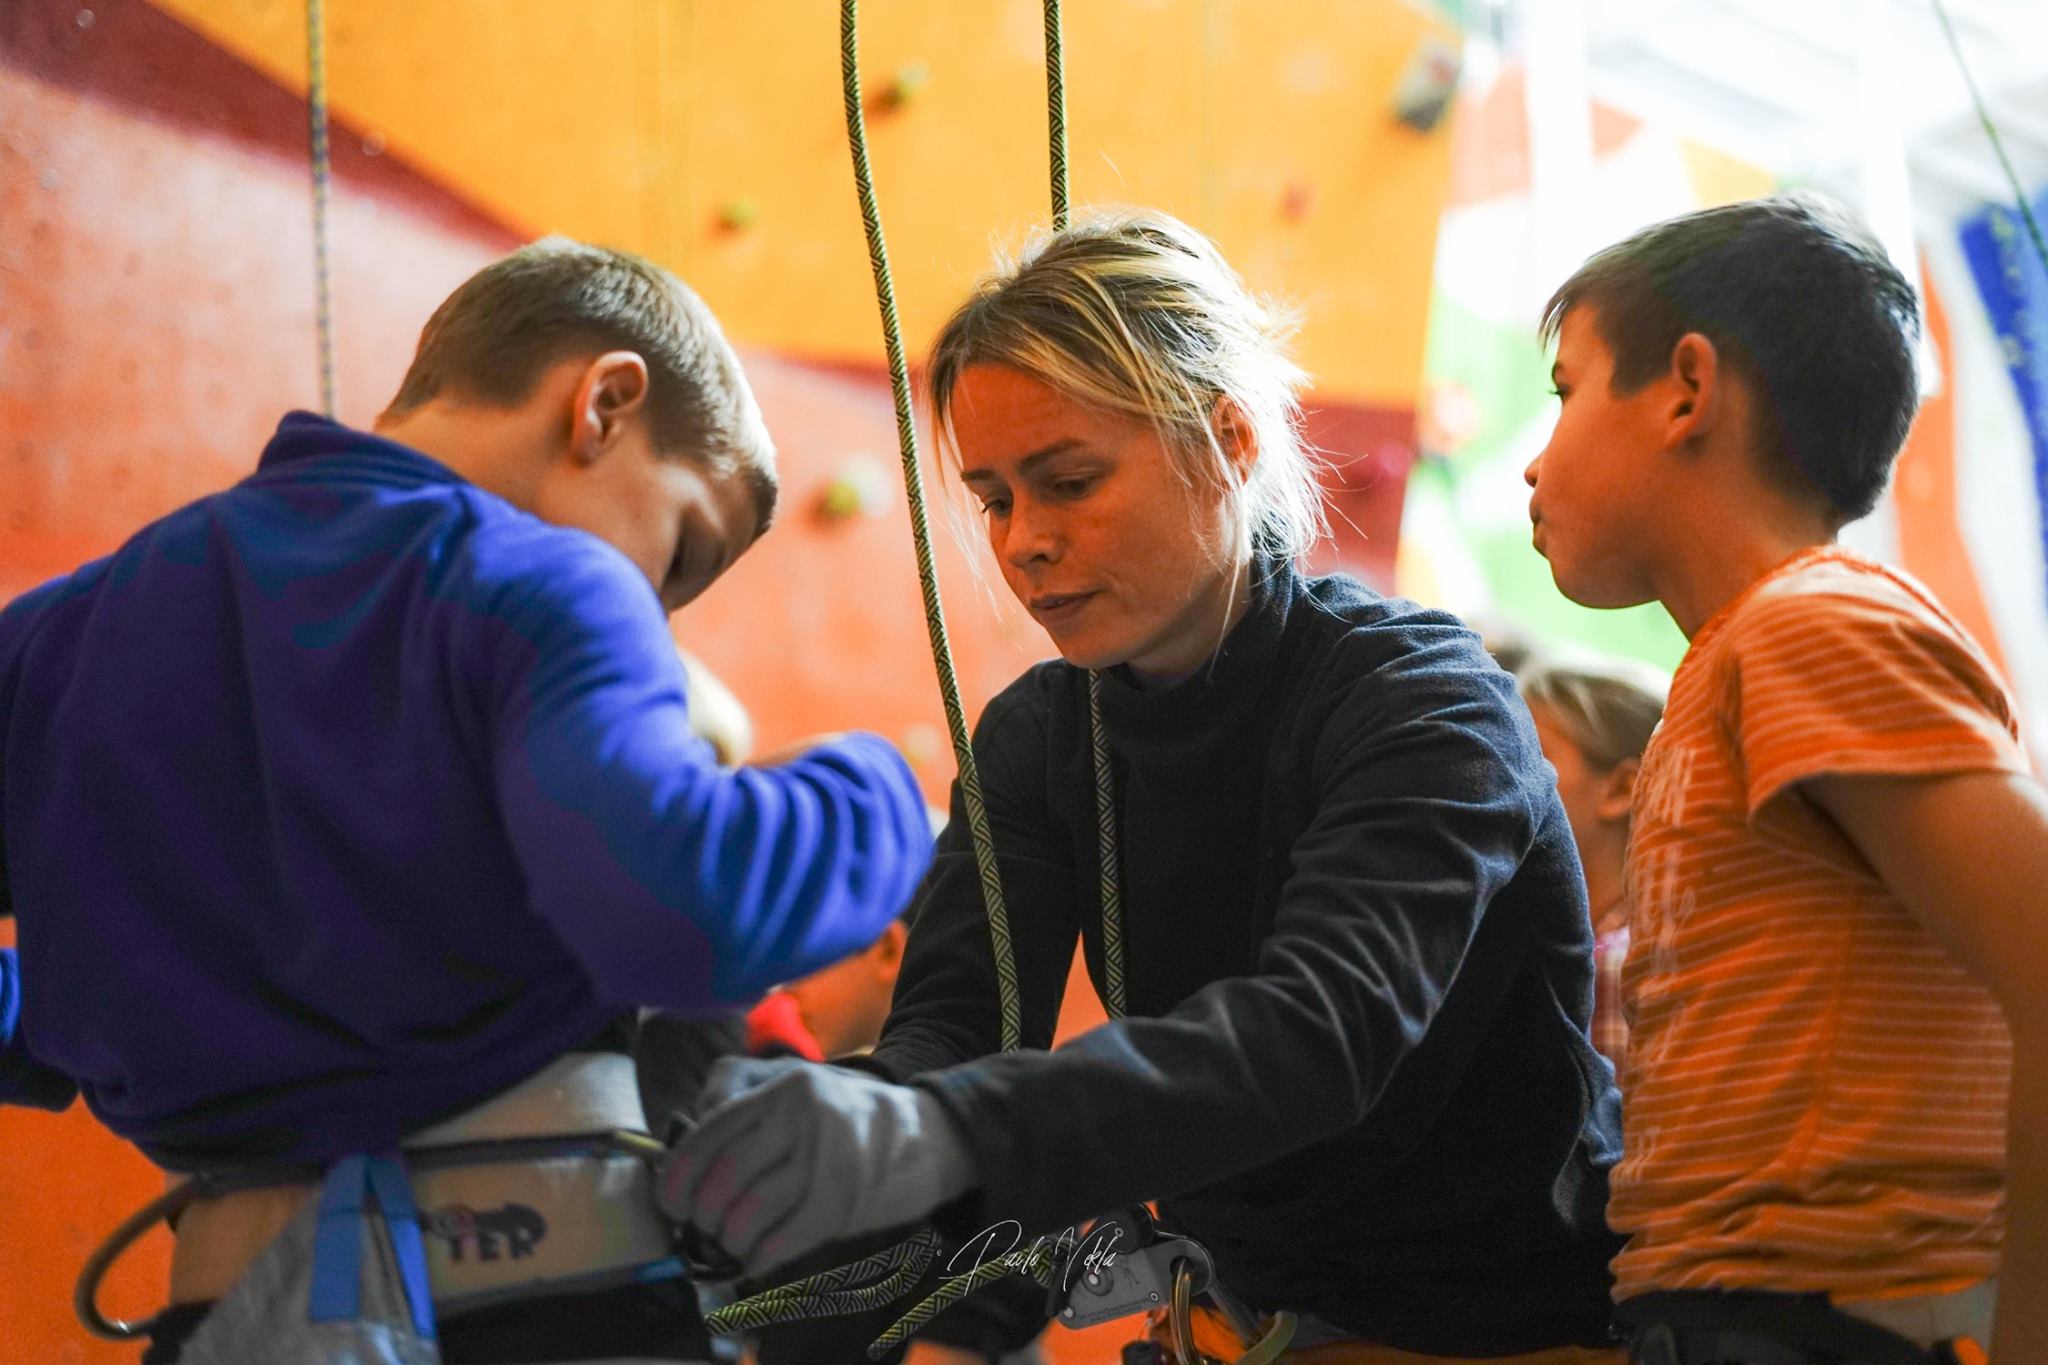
1519 656 1667 1085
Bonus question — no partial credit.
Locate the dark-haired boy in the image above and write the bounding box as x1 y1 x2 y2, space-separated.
1526 193 2047 1364
0 237 933 1362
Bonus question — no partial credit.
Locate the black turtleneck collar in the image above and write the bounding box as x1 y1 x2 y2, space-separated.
1094 556 1299 735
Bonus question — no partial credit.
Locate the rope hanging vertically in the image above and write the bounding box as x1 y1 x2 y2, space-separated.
837 0 1022 1055
1044 0 1070 233
305 0 339 418
1052 0 1133 1023
1089 671 1129 1019
1931 0 2048 279
709 1 1143 1349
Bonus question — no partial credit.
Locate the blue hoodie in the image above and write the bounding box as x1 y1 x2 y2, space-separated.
0 413 933 1169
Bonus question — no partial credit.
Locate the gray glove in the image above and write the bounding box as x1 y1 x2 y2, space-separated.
656 1056 979 1278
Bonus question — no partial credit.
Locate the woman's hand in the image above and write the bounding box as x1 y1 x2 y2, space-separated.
656 1056 980 1278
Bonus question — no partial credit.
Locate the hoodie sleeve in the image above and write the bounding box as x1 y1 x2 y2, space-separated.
482 536 935 1011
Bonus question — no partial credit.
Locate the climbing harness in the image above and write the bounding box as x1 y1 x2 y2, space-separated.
78 1132 684 1343
77 1056 689 1350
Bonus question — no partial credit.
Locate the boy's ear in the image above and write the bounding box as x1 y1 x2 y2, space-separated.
1664 332 1723 447
1597 757 1640 823
567 351 651 464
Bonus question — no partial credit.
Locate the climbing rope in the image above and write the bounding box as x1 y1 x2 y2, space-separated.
694 1228 943 1339
1044 0 1071 232
836 0 1024 1059
1050 0 1135 1025
1932 0 2048 279
867 1240 1063 1357
305 0 339 418
1090 673 1130 1019
706 0 1150 1352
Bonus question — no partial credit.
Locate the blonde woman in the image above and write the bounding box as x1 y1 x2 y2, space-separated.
1519 656 1668 1087
664 214 1624 1364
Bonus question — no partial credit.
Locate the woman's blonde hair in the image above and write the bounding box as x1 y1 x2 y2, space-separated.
1518 655 1669 773
926 210 1325 563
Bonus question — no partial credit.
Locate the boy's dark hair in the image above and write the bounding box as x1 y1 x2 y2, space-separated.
385 236 776 530
1541 193 1920 523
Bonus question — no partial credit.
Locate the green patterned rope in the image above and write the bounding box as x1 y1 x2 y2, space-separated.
1045 0 1070 232
838 0 1022 1059
700 3 1137 1355
1044 0 1132 1029
1089 673 1128 1018
700 1228 940 1335
865 1242 1061 1358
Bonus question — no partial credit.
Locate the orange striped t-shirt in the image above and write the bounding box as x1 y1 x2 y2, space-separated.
1610 545 2027 1305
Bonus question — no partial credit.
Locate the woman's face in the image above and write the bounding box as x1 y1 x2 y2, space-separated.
948 363 1248 679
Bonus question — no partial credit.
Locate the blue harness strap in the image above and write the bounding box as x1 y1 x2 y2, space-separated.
367 1153 437 1339
308 1151 437 1339
308 1154 369 1324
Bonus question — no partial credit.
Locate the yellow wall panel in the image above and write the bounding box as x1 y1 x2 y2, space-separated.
144 0 1456 406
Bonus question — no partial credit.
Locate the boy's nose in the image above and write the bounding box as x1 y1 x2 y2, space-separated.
1523 453 1542 488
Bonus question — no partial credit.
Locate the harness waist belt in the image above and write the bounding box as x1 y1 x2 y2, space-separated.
169 1054 674 1314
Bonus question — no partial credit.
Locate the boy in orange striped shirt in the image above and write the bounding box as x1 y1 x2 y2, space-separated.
1524 194 2047 1364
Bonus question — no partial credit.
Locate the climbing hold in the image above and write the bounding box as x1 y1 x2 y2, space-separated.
1391 35 1461 134
717 197 760 232
1280 180 1313 223
817 455 893 521
879 62 930 111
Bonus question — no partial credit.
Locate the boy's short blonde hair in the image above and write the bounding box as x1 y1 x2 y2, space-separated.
386 237 777 532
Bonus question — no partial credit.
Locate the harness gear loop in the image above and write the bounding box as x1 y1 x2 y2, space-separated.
75 1177 212 1340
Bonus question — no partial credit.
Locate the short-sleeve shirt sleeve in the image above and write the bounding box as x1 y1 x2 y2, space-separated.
1726 578 2027 819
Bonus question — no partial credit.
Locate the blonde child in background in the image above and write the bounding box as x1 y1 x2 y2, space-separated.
1518 656 1667 1086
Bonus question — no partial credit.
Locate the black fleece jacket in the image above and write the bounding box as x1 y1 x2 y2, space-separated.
865 564 1624 1356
